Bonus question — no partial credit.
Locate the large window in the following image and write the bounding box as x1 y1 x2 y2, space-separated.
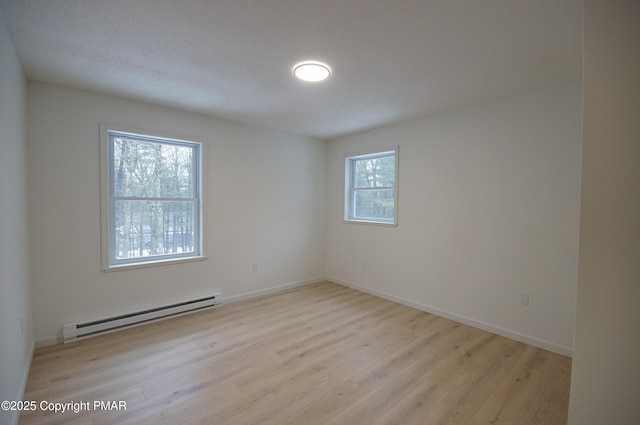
100 125 203 270
345 147 398 225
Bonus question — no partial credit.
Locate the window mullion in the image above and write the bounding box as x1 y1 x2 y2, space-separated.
113 196 198 202
352 187 394 191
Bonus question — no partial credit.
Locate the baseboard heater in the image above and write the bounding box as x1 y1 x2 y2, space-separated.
62 293 223 343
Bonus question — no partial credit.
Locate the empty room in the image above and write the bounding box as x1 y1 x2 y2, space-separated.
1 1 639 424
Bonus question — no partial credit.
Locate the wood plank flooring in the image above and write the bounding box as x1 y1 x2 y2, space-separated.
19 281 571 425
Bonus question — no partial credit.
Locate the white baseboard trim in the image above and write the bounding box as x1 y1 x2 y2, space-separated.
327 277 573 357
10 339 36 425
35 277 571 357
35 278 326 348
18 339 35 396
214 277 326 305
35 337 59 348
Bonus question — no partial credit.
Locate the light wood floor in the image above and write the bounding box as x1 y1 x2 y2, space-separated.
20 281 571 425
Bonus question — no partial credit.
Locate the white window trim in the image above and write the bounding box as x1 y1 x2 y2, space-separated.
344 146 399 226
99 123 207 271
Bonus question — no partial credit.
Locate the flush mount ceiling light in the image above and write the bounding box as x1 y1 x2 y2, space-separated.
293 62 331 82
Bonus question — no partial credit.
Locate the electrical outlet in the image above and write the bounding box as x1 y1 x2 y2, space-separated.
361 258 368 269
252 262 258 272
519 291 529 305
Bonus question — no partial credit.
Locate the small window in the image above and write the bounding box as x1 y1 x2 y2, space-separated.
100 125 203 270
345 147 398 225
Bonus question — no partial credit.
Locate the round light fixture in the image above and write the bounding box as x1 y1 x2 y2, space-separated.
293 62 331 82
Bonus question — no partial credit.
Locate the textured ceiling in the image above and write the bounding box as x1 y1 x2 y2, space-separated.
0 0 582 139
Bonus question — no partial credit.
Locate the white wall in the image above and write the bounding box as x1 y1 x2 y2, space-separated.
27 82 327 343
568 1 640 424
327 84 582 355
0 18 33 425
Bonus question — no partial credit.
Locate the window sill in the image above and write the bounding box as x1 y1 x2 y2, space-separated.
344 219 397 227
102 255 208 272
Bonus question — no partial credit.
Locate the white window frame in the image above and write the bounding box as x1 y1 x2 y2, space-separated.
344 146 399 226
100 123 206 271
